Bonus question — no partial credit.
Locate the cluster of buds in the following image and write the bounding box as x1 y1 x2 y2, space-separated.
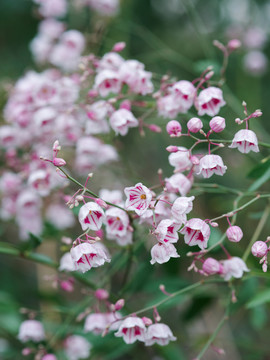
251 237 270 272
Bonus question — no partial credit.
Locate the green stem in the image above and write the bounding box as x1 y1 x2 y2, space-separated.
195 303 230 359
242 202 270 262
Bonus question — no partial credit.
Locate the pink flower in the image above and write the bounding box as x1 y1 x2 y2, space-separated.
105 207 129 237
42 355 57 360
166 120 182 137
109 109 138 136
202 257 223 275
226 225 243 243
84 313 110 335
119 60 153 95
94 70 122 97
124 183 152 216
70 242 111 273
145 323 176 346
168 146 191 172
64 335 92 360
59 252 75 272
18 320 45 343
115 317 146 344
209 116 226 133
150 243 180 264
171 196 195 224
98 52 124 72
155 219 181 243
164 173 193 196
99 189 123 204
46 204 75 230
251 241 268 257
28 170 51 197
88 0 120 16
229 129 259 153
197 154 227 178
220 257 249 281
78 202 105 231
196 87 226 116
170 80 196 112
180 218 210 250
243 51 268 76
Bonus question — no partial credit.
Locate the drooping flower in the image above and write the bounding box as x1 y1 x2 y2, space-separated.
84 313 111 335
78 202 105 231
197 154 227 178
70 242 110 273
229 129 259 154
105 207 129 237
150 243 180 264
109 109 138 136
64 335 92 360
164 173 193 196
124 183 152 216
18 320 45 343
196 86 226 116
59 252 75 272
115 317 146 344
180 218 210 250
155 219 181 243
171 196 195 224
168 146 191 172
220 257 249 281
145 323 177 346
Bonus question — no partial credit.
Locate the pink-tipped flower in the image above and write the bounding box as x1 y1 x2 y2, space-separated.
52 157 66 167
166 120 182 137
70 242 110 273
164 173 193 196
226 225 243 243
145 323 177 346
196 87 226 116
112 42 126 52
150 243 180 265
197 154 227 178
180 218 211 250
251 241 268 257
220 257 249 281
124 182 152 216
229 129 259 154
155 219 181 244
171 196 195 224
115 317 146 344
109 109 138 136
209 116 226 133
203 257 223 275
78 202 105 231
187 117 203 133
18 320 45 343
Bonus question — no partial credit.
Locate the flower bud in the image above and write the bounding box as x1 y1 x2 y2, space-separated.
88 89 98 97
95 288 109 300
120 99 131 111
190 155 200 165
53 157 66 167
52 140 60 152
60 279 74 292
226 225 243 242
166 145 179 153
202 257 221 275
166 120 182 137
187 117 203 133
251 241 268 258
142 316 153 326
227 39 241 51
114 299 125 311
148 124 162 133
22 348 32 356
209 116 226 133
95 198 108 209
112 42 126 52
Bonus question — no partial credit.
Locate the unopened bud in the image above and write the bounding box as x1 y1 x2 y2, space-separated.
53 140 61 152
114 299 125 311
210 221 219 227
120 99 131 111
95 288 109 300
203 258 222 275
205 71 214 80
95 198 108 209
209 116 226 133
253 109 262 117
251 241 268 257
112 41 126 52
142 316 152 326
187 117 203 133
226 225 243 242
166 120 182 137
228 39 241 51
190 155 200 165
53 157 66 167
166 145 179 153
148 124 162 133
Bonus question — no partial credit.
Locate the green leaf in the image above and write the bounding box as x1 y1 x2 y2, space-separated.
248 167 270 192
247 157 270 179
28 233 43 249
0 241 19 256
246 289 270 309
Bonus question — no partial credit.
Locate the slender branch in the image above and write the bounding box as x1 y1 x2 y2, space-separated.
242 202 270 262
195 303 230 359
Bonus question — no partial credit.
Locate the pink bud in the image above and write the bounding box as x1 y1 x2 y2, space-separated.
148 124 162 133
22 348 32 356
87 111 96 120
205 71 214 80
114 299 125 311
52 140 60 152
95 229 104 239
190 155 200 165
226 225 243 242
120 100 131 111
142 316 153 326
251 241 268 257
202 257 222 275
166 120 182 137
112 42 126 52
42 355 57 360
209 116 226 133
166 145 179 153
53 158 66 167
95 288 109 300
95 198 108 209
60 279 74 292
187 117 203 133
228 39 241 51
